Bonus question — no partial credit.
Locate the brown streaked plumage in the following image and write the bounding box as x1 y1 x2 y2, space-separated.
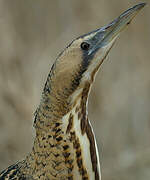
0 3 146 180
66 113 74 134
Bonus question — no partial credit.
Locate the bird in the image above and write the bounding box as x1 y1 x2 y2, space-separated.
0 3 146 180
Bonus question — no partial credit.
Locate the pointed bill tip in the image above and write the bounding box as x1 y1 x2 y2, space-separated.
120 2 146 19
131 2 147 11
97 2 146 47
136 2 147 8
81 3 146 55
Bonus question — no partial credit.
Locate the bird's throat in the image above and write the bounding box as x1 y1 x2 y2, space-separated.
23 81 100 180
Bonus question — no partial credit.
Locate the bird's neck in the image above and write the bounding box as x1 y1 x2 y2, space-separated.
22 77 100 179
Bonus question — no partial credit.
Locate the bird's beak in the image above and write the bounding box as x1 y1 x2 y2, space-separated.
88 3 146 54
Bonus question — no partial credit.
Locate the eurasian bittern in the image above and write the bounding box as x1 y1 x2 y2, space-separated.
0 3 146 180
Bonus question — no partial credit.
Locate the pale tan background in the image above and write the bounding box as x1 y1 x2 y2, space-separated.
0 0 149 179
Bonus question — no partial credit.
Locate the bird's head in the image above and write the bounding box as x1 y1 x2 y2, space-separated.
43 3 145 115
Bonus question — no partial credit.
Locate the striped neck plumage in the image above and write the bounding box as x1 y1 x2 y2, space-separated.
29 70 101 180
0 3 145 180
22 4 146 178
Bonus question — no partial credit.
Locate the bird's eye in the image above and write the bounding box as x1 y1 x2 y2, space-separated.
80 42 90 51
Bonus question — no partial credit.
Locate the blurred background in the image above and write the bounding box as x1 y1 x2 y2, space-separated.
0 0 149 179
